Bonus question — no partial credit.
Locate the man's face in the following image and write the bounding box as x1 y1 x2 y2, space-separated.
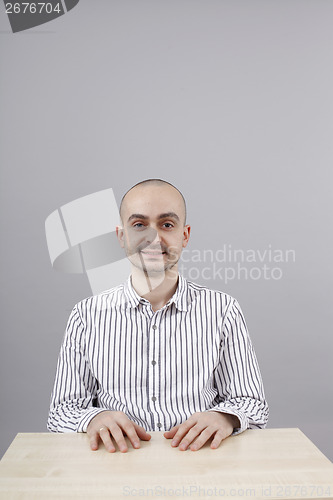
117 184 190 275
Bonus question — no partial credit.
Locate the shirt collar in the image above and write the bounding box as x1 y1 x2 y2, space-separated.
123 274 189 312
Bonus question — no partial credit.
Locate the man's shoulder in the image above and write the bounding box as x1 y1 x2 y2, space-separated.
72 281 127 313
185 278 236 306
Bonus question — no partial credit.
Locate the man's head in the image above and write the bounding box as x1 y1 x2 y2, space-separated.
116 179 190 276
119 179 187 225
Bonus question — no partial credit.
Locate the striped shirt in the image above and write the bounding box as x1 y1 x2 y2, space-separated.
47 275 269 435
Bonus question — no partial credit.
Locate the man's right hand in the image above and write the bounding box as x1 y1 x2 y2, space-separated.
86 411 151 453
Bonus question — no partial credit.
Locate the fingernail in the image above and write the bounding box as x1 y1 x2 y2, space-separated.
134 441 140 448
191 445 198 451
171 440 177 446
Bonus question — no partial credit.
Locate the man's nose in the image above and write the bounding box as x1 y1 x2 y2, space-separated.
144 226 161 246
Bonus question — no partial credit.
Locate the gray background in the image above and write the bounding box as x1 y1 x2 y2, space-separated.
0 0 332 460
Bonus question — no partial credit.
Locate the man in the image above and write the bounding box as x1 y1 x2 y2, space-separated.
48 179 268 453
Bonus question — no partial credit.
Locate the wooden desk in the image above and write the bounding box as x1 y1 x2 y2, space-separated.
0 429 333 499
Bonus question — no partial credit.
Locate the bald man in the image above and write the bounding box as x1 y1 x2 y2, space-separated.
48 179 269 453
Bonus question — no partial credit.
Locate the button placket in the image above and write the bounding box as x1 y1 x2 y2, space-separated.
148 314 162 430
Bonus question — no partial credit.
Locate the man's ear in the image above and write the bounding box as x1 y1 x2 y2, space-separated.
116 225 125 248
182 225 191 248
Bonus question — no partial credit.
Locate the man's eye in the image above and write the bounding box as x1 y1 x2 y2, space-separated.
133 223 144 228
163 222 174 228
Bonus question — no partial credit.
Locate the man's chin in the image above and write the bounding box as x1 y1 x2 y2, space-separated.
142 265 166 275
145 262 178 276
129 253 178 274
130 258 164 273
133 262 176 275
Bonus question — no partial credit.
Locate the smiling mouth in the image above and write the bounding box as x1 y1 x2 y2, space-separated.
141 251 166 255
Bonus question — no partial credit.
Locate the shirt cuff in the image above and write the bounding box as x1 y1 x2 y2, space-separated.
206 406 248 435
77 408 110 433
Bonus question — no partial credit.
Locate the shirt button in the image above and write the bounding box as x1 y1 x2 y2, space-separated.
151 360 157 366
152 396 157 402
157 423 162 429
152 325 158 330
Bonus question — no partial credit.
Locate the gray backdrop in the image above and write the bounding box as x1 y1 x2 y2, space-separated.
1 0 332 460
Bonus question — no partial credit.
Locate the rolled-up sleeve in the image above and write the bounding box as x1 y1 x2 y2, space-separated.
208 299 269 434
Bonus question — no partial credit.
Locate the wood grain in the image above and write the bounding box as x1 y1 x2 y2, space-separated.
0 428 332 499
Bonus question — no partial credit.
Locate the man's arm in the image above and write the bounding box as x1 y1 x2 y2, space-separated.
207 298 269 434
48 304 151 452
164 298 269 450
47 305 107 433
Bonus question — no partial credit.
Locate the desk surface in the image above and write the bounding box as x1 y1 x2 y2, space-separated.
0 428 333 500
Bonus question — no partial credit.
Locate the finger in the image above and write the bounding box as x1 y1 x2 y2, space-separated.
89 431 100 451
122 423 142 449
133 423 152 441
171 420 197 448
163 425 180 439
99 427 116 453
210 429 226 449
109 424 128 453
178 424 206 451
189 427 216 451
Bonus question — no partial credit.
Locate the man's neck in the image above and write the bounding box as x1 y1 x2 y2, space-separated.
131 267 179 312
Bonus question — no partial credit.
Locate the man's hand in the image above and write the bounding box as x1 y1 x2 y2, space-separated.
87 411 151 453
163 411 239 451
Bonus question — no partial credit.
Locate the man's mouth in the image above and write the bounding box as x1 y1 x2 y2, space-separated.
141 251 166 255
140 247 167 256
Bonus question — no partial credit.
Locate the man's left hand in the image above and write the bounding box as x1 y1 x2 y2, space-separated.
163 411 239 451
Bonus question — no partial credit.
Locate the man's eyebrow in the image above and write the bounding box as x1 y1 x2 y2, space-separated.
158 212 180 221
127 213 149 222
127 212 180 223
